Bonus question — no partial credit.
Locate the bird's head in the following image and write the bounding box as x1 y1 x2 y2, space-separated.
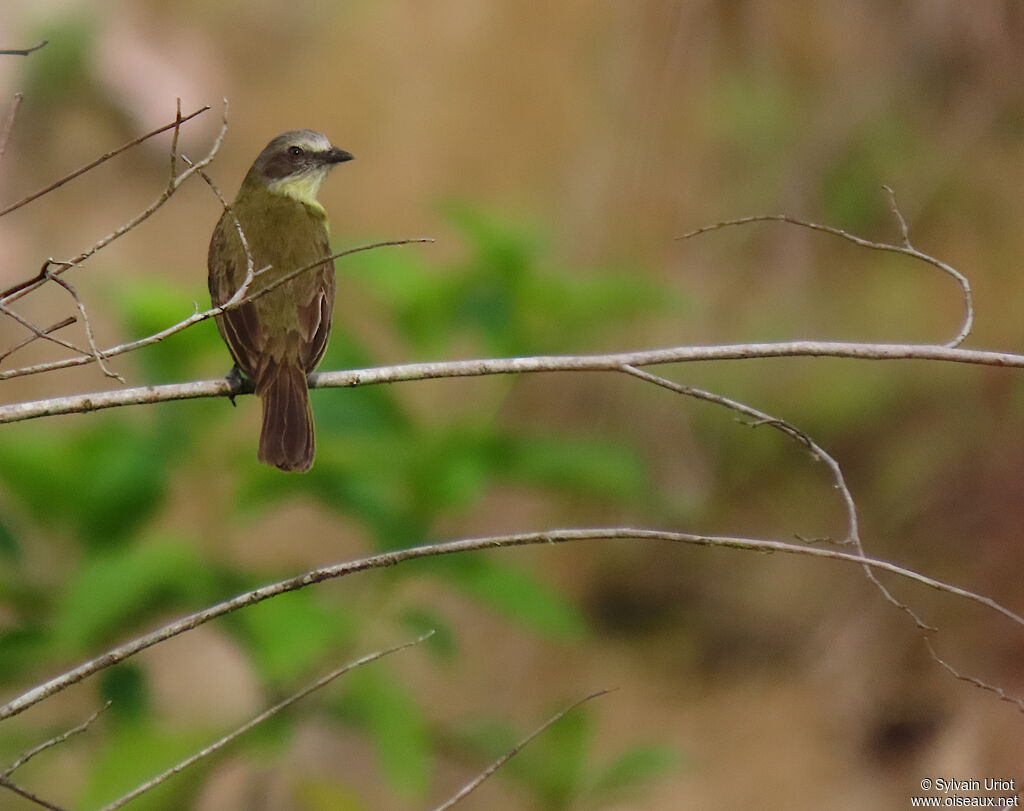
244 129 353 207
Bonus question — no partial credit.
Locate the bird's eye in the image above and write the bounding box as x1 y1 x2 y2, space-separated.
288 146 304 157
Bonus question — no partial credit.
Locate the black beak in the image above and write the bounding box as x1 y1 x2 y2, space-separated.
325 147 354 164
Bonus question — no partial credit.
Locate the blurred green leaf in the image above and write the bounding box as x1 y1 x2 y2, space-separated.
521 704 591 807
454 704 592 809
0 515 20 561
295 777 371 811
347 203 672 358
820 114 916 230
399 608 457 660
586 743 682 805
502 434 650 500
0 626 49 682
22 15 96 104
100 662 150 724
109 277 224 382
335 669 431 798
435 556 587 640
230 590 356 683
0 419 171 548
55 538 208 651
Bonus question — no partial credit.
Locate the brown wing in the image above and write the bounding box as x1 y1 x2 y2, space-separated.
296 231 336 373
208 212 264 378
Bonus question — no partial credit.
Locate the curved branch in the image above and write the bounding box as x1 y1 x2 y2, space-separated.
618 363 933 630
2 527 1021 723
678 190 974 348
2 340 1023 425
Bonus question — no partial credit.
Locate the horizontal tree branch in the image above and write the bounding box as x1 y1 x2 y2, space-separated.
2 526 1021 723
2 340 1023 425
0 238 433 381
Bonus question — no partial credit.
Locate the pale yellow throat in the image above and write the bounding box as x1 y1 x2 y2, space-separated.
266 170 329 217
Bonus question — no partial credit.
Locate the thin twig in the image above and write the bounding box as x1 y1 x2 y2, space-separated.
618 364 934 631
0 104 209 224
0 776 67 811
924 638 1024 713
169 99 182 182
0 92 24 164
0 316 75 365
181 154 256 300
98 633 433 810
0 104 214 304
2 702 111 777
40 269 124 382
2 339 1024 423
677 196 974 348
2 527 1020 723
0 238 434 382
0 41 48 56
434 688 615 810
0 301 92 360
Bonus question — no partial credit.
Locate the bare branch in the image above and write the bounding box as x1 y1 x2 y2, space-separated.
2 528 1020 723
434 688 615 811
924 638 1024 713
0 238 433 383
0 104 209 225
0 40 48 56
677 199 974 348
0 301 91 361
2 702 110 778
0 316 75 365
0 104 214 304
2 340 1023 424
98 633 432 810
180 154 256 302
0 93 24 164
618 364 934 631
168 99 182 182
0 776 67 811
39 270 124 382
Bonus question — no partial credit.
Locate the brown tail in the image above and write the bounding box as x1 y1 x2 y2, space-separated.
255 358 315 472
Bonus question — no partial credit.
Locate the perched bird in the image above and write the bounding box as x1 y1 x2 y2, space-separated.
208 130 353 472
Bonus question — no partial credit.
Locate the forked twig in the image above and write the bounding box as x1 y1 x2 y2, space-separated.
0 316 75 365
2 702 110 778
0 301 90 361
0 104 214 304
617 363 934 631
677 188 974 347
40 269 124 382
0 105 209 226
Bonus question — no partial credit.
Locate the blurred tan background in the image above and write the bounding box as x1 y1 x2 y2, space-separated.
2 2 1024 809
